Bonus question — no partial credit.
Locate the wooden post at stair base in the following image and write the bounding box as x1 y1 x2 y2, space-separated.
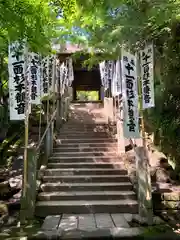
135 145 153 225
135 52 153 225
20 147 37 222
26 147 37 219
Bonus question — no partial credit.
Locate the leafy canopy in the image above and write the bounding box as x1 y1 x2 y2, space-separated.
0 0 59 54
57 0 180 56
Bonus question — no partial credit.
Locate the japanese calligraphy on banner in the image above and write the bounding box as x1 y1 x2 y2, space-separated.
55 59 60 93
64 59 69 86
8 42 27 120
30 53 41 104
140 43 154 109
41 57 49 97
104 61 109 90
26 53 32 114
48 55 55 94
121 49 140 138
107 60 114 82
104 60 114 90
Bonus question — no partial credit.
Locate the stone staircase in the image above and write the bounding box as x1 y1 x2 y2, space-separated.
35 103 138 217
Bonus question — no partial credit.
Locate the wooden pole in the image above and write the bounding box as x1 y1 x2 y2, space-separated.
20 46 30 226
137 52 153 225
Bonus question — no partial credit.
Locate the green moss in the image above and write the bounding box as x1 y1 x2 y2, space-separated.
142 224 172 237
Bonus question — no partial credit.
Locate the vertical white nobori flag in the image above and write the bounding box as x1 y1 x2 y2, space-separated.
41 56 49 97
140 43 154 109
111 59 122 97
55 59 60 93
64 59 69 87
26 51 32 114
99 61 105 86
48 55 55 94
30 53 41 104
104 61 109 90
108 60 114 82
60 62 65 94
68 58 74 86
8 42 26 120
121 49 140 138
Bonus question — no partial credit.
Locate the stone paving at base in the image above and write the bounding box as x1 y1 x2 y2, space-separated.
42 213 132 231
34 213 168 239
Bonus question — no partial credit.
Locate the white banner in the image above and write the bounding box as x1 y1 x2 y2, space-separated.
111 59 122 97
41 56 49 97
30 53 41 104
64 59 69 86
68 58 74 85
107 60 114 82
60 62 65 94
26 51 32 114
48 55 55 94
140 43 154 109
55 59 60 93
52 56 56 94
8 42 26 120
99 61 105 86
121 49 140 138
104 61 109 90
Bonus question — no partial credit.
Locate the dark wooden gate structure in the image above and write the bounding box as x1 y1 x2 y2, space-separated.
58 51 102 101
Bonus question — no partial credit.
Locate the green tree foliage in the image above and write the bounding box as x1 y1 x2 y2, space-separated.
0 0 59 53
0 0 58 137
57 0 180 168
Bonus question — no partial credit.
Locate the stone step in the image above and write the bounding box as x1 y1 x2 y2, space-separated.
59 130 111 133
43 168 127 176
47 162 124 169
59 131 111 135
51 151 118 158
60 127 109 132
53 146 117 153
56 138 117 143
57 135 115 139
37 190 136 201
49 155 120 161
48 157 122 163
40 182 133 192
35 200 138 217
42 175 129 183
54 142 118 148
61 123 108 127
